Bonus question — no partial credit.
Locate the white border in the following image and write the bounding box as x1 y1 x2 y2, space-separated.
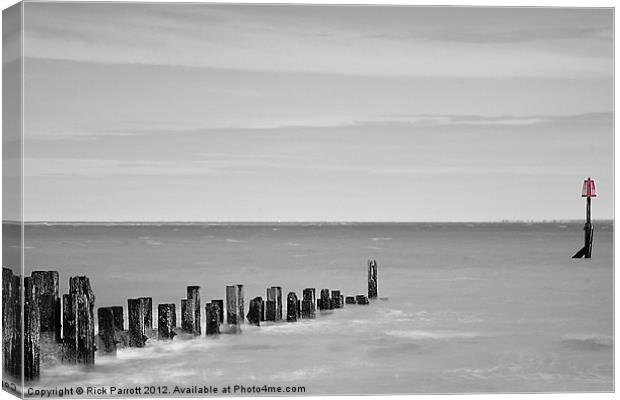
0 1 615 400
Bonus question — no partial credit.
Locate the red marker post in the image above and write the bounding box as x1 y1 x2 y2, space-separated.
572 177 596 259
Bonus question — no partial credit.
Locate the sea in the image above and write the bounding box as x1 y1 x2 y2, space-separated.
10 222 615 394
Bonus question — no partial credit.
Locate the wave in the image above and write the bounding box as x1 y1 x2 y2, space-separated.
386 330 482 340
270 366 332 381
384 309 413 318
561 334 612 350
224 238 246 243
255 319 333 335
371 237 392 241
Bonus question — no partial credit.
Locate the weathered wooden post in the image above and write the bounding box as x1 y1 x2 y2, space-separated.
128 298 147 348
158 304 176 340
266 287 277 321
97 307 117 355
24 276 40 380
185 286 201 335
226 285 242 332
247 297 263 326
205 303 220 335
340 294 345 307
181 299 188 331
62 294 76 360
111 306 124 330
345 296 356 305
140 297 153 329
31 270 61 343
286 292 298 322
368 259 378 299
260 298 266 321
266 301 277 321
63 276 96 365
237 284 245 324
296 299 301 318
332 290 342 308
356 295 369 305
2 268 22 379
573 177 597 259
319 289 331 311
273 286 282 320
212 299 224 323
301 288 316 319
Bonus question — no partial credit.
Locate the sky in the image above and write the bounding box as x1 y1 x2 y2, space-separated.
14 3 614 221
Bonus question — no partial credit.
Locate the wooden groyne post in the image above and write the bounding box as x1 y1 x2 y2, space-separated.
573 177 597 259
286 292 298 322
332 290 342 309
111 306 124 330
368 259 378 299
260 298 266 321
356 295 370 305
212 299 224 323
274 286 282 320
140 297 153 329
206 302 221 335
319 289 331 311
158 304 176 340
183 286 201 335
181 299 188 331
2 268 22 379
63 276 95 365
266 287 278 321
226 285 242 332
345 296 356 305
237 284 245 324
31 271 61 343
24 276 40 380
97 307 118 355
247 297 263 326
128 298 147 348
301 288 316 319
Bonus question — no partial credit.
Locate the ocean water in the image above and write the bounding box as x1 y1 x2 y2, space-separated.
15 223 614 394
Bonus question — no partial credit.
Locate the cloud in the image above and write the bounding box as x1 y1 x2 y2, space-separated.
23 112 611 142
22 3 612 79
361 114 553 127
23 158 262 178
426 26 612 44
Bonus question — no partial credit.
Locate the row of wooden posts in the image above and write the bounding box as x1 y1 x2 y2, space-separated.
2 259 379 381
2 268 96 381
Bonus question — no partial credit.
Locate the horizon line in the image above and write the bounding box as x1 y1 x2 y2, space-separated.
2 219 614 226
